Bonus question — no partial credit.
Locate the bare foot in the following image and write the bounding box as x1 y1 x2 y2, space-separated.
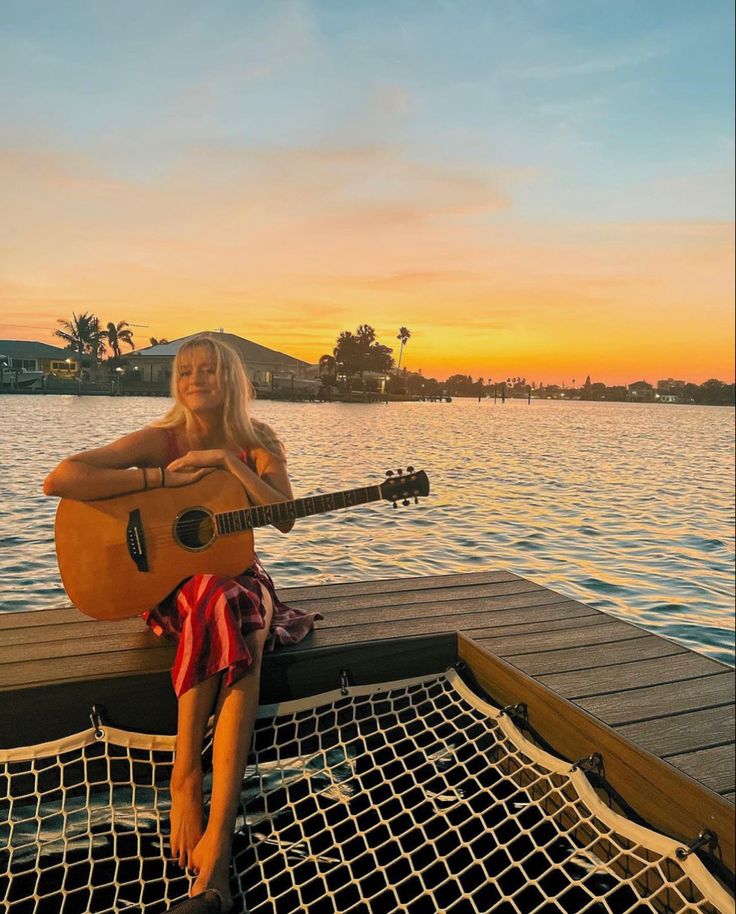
189 827 234 911
169 766 205 870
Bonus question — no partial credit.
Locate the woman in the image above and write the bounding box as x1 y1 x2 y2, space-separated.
44 333 320 913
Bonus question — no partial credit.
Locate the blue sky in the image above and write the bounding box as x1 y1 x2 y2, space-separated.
2 0 732 220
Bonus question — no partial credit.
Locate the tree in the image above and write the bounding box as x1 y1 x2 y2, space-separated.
364 342 393 373
334 325 394 382
446 374 475 397
318 354 337 384
396 326 411 371
355 324 376 348
700 379 734 405
54 312 99 361
333 331 362 380
149 336 169 347
102 321 135 358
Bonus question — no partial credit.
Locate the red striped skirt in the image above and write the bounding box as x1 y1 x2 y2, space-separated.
142 558 321 698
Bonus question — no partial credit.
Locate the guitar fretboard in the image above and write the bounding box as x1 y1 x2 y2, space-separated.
215 485 382 534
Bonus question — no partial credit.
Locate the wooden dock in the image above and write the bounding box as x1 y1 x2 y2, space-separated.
1 569 734 873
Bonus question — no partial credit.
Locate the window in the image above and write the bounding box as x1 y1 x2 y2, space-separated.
11 358 38 370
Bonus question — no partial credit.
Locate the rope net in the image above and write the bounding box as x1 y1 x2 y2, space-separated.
1 671 732 914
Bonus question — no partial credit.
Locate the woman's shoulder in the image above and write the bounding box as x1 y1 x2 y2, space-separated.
140 424 185 464
246 442 286 474
250 419 286 460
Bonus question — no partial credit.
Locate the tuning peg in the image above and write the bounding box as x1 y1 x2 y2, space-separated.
392 499 397 509
402 499 410 507
407 466 415 473
385 470 394 477
396 468 403 476
414 496 419 504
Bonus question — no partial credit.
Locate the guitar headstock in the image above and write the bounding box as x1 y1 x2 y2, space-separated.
379 467 430 507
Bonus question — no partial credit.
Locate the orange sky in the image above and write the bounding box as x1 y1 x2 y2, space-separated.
1 142 732 384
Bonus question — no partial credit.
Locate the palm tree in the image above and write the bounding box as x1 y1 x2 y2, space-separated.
355 324 377 348
149 337 170 347
396 326 411 372
54 312 99 362
318 354 337 383
102 321 135 358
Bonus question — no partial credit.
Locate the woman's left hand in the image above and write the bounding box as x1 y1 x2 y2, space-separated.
167 449 238 473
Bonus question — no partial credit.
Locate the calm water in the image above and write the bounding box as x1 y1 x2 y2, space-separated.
1 395 733 665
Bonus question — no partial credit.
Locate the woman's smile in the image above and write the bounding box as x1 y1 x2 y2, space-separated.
177 352 224 410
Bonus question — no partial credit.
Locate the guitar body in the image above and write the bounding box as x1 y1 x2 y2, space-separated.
54 465 430 621
55 470 254 621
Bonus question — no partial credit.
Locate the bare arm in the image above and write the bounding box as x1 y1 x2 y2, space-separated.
166 446 295 534
43 428 211 501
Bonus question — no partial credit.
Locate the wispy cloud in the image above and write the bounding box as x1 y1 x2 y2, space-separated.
507 43 666 80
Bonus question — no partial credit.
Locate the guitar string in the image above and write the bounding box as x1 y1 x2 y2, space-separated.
126 491 382 539
125 492 420 548
115 483 422 545
120 505 415 552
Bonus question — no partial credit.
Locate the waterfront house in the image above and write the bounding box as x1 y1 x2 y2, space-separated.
0 340 84 384
118 332 310 390
627 380 655 402
657 378 686 392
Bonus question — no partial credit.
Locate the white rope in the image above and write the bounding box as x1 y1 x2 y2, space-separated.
1 672 733 913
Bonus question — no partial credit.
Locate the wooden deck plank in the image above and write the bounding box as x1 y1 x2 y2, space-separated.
471 618 643 655
312 595 593 635
0 570 525 632
279 569 522 600
506 634 688 676
537 652 727 698
285 577 550 614
665 745 736 795
0 606 77 629
576 672 736 725
1 645 177 688
306 603 610 648
10 601 595 667
0 597 595 666
0 628 161 667
2 579 568 645
616 705 736 757
284 587 574 629
0 615 147 647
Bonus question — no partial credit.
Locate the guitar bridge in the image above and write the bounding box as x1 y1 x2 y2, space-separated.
126 509 149 572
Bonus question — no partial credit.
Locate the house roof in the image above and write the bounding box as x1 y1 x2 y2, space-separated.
119 332 309 367
628 380 653 389
0 340 81 360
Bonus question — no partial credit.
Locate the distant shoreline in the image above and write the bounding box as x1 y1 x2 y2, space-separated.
1 389 734 407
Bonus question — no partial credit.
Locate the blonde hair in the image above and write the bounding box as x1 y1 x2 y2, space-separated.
150 334 285 458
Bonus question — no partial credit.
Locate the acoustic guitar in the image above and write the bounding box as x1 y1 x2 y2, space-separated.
55 467 430 621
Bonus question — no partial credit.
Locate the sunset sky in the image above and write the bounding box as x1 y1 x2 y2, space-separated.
1 0 733 384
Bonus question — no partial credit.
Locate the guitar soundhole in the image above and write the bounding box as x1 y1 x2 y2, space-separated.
173 508 216 551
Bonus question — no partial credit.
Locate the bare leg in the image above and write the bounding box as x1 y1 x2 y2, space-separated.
170 673 221 868
190 587 274 907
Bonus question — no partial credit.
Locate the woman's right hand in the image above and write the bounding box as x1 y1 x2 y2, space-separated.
161 465 216 488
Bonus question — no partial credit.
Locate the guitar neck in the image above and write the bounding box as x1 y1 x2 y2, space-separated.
214 484 383 534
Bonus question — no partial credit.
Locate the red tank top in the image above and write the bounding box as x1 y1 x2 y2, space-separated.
162 428 252 469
